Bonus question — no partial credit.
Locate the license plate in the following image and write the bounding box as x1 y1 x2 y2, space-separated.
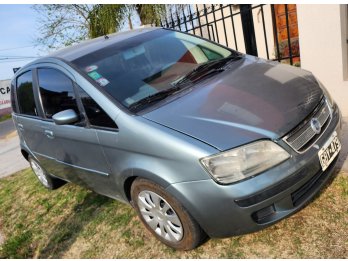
318 131 341 171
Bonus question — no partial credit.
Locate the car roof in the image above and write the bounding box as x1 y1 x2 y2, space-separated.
47 27 160 62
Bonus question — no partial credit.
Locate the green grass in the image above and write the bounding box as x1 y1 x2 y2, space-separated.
0 114 11 123
0 168 347 258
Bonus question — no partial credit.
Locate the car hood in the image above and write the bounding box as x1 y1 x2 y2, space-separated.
142 55 323 151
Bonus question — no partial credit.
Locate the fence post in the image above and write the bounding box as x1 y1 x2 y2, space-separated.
240 4 258 56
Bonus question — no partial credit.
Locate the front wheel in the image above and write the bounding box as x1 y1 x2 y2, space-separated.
131 178 206 250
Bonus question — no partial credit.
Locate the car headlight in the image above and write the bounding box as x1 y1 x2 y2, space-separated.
200 140 290 184
315 77 334 108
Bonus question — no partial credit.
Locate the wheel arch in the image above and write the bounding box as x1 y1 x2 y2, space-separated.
122 168 174 203
21 149 29 161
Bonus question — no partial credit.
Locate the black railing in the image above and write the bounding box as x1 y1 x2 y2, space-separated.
161 4 300 66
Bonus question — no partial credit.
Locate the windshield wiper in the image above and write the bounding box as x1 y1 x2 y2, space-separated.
128 85 185 112
172 54 243 87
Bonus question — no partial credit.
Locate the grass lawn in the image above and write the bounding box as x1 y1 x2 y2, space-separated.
0 114 11 123
0 168 347 258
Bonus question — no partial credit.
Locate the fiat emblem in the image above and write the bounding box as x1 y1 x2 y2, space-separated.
310 118 321 134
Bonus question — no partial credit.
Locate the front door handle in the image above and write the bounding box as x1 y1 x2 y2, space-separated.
44 130 54 139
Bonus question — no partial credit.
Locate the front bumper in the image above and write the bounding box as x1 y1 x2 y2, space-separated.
167 104 342 238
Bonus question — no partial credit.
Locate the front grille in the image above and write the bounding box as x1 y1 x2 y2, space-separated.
284 99 331 152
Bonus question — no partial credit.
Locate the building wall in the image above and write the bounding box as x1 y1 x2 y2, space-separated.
297 4 348 116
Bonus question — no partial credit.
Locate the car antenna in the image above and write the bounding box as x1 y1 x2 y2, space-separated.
104 35 109 40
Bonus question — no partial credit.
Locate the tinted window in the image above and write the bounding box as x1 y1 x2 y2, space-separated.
38 68 78 119
11 80 18 113
16 71 37 116
78 87 117 129
72 30 232 109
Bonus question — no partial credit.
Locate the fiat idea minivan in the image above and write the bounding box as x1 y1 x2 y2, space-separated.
11 28 342 250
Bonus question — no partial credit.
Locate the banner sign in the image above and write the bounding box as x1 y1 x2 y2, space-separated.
0 80 11 115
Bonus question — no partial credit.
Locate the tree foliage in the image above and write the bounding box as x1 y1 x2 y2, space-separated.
33 4 187 50
33 4 127 49
134 4 166 26
89 5 127 38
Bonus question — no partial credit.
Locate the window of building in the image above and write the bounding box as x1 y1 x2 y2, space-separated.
16 71 38 116
38 68 78 119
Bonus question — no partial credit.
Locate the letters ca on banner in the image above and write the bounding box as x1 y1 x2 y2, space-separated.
0 80 11 110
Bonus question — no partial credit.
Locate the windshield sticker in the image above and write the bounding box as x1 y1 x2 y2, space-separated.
85 65 98 72
88 71 102 80
96 77 110 87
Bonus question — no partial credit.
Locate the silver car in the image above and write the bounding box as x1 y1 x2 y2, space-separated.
11 28 342 250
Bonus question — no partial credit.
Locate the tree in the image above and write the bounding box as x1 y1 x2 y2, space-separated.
33 4 128 49
33 4 187 50
135 4 166 26
89 5 127 38
133 4 187 27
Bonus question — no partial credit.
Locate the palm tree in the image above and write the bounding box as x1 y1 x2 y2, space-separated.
135 4 166 26
89 4 128 38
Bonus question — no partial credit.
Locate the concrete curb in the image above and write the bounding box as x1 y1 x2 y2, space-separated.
337 118 348 172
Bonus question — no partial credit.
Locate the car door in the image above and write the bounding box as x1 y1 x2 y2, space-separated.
74 85 123 198
36 66 114 194
14 69 59 174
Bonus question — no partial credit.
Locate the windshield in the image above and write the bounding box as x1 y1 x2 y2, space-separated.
72 29 233 109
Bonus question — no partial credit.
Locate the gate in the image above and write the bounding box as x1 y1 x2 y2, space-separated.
161 4 300 66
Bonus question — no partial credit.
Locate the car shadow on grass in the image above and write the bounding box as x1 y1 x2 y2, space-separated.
37 191 112 258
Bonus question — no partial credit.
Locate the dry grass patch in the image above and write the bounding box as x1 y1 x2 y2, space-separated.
0 168 347 258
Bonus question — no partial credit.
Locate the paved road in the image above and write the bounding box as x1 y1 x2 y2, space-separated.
0 119 29 178
0 119 15 137
0 134 29 178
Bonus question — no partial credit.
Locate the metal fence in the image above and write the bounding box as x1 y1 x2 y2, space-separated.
160 4 300 66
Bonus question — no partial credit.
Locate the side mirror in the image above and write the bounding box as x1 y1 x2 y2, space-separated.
52 109 79 125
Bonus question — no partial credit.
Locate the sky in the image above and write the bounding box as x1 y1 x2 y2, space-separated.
0 5 44 80
0 4 141 81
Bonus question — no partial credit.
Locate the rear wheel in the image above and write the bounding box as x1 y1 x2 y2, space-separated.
131 178 206 250
28 156 65 190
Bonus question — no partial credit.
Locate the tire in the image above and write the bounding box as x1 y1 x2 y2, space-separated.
131 178 207 250
28 156 66 190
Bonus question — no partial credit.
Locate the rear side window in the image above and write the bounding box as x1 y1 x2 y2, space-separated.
78 87 117 129
11 80 18 113
38 68 78 119
16 71 38 116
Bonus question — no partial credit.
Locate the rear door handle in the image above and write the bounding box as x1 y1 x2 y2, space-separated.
17 123 24 131
44 130 54 139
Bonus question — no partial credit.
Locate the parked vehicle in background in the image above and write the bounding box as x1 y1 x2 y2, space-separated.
11 28 341 250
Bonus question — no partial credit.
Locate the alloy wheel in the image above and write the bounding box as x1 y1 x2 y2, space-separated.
30 160 49 187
